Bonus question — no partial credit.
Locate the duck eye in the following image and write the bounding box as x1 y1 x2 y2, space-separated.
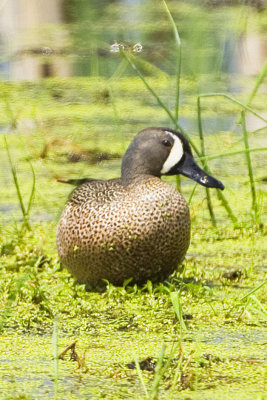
161 139 172 147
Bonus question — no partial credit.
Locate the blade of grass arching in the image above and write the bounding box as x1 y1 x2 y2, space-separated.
121 50 175 123
149 344 166 400
198 146 267 162
241 111 258 222
227 278 267 317
199 93 267 124
162 0 181 125
127 55 169 80
110 58 129 79
188 182 198 205
26 162 36 218
152 342 180 400
4 136 31 230
170 291 187 331
133 352 149 398
150 342 180 400
197 97 217 226
239 278 267 302
250 295 267 317
247 60 267 108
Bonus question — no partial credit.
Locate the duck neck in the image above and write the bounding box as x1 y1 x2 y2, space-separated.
121 150 160 187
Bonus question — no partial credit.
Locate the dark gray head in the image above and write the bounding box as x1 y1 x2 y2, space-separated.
121 127 224 190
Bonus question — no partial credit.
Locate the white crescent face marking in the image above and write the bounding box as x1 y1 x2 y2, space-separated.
160 131 184 174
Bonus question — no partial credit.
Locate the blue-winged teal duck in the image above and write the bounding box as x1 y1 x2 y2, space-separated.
57 127 224 285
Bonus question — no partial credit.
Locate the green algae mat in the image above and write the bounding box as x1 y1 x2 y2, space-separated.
0 224 266 399
0 77 266 399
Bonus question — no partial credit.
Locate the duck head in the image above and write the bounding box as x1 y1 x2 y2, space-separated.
121 127 224 190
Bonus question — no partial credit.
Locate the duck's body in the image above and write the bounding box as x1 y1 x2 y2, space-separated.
57 175 190 285
57 128 224 286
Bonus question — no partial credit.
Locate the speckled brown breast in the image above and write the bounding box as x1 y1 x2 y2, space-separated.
56 176 190 285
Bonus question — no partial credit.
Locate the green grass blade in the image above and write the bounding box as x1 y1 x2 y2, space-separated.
239 278 267 302
216 189 238 225
162 0 181 125
241 111 258 222
247 60 267 107
198 147 267 162
26 162 36 218
133 353 149 398
4 136 31 230
188 182 198 205
199 93 267 124
250 295 267 317
150 344 166 400
197 96 238 225
121 51 175 123
170 291 187 331
197 96 217 226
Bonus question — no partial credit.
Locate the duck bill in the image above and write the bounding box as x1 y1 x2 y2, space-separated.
174 153 224 190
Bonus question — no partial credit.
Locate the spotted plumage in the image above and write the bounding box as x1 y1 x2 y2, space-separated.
57 127 224 286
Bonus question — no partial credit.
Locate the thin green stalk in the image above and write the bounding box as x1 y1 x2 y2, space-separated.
199 93 267 124
197 96 238 225
170 291 187 331
162 0 182 191
216 189 238 225
241 111 258 221
239 278 267 302
26 162 36 217
197 97 217 226
162 0 181 125
53 318 59 399
198 147 267 162
250 295 267 317
133 354 149 398
4 136 31 230
188 182 198 205
247 60 267 108
110 58 128 79
150 344 166 400
121 51 175 123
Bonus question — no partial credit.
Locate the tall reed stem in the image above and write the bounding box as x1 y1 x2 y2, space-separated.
197 96 238 225
240 111 258 223
197 97 217 226
163 0 182 191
